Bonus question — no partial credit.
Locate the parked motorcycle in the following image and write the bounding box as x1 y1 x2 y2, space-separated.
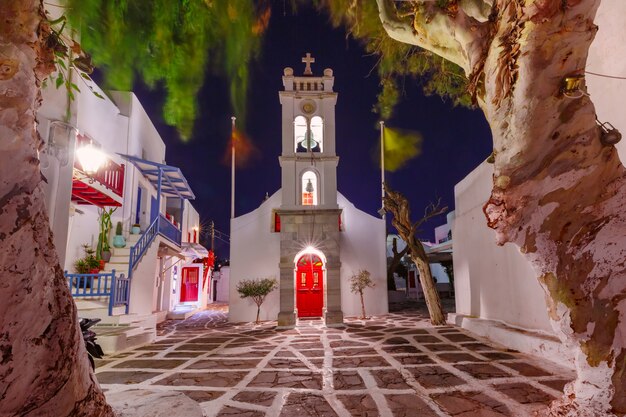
80 318 104 370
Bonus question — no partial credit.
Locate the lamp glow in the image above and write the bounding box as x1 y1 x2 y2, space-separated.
76 142 105 174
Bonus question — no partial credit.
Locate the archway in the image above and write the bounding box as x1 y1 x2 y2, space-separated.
295 252 324 318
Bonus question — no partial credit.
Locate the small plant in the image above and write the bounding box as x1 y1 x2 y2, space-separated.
97 207 116 259
115 221 123 235
74 244 100 274
349 270 376 319
236 277 278 324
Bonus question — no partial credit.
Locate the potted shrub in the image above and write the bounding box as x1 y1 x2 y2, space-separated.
82 245 101 274
97 207 116 262
113 221 126 248
131 223 141 234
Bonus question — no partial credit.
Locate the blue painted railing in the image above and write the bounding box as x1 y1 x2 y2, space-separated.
65 270 130 315
158 214 182 245
129 216 159 275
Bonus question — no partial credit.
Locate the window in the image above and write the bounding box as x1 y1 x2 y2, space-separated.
301 171 318 206
274 212 281 232
294 116 323 153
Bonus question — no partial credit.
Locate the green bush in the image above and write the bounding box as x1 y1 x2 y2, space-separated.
236 277 278 324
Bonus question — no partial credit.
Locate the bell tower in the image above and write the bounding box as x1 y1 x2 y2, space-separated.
278 53 338 209
276 54 344 328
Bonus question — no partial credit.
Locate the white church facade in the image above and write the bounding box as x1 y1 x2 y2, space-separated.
229 55 387 327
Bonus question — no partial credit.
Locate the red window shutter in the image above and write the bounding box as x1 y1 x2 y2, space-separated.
275 213 281 232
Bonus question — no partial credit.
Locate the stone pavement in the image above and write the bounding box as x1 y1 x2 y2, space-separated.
96 304 575 417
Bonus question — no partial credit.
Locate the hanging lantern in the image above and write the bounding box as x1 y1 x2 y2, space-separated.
76 141 105 174
305 179 314 193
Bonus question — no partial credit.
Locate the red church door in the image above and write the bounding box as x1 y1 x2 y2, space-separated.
180 266 199 302
296 254 324 318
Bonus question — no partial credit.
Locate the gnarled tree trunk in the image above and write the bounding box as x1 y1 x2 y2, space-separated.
378 0 624 415
0 1 113 415
384 186 446 325
387 237 408 290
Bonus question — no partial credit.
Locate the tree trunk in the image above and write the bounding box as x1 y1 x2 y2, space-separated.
378 0 625 414
256 305 260 324
360 291 366 319
409 244 446 326
387 237 408 291
383 186 446 325
0 1 113 416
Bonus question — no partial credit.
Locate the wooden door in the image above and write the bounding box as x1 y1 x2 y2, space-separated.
180 266 199 302
296 254 324 318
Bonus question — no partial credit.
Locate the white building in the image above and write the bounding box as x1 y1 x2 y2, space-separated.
449 0 626 368
229 56 387 326
39 72 210 351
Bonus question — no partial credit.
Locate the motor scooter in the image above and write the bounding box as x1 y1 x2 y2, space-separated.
80 318 104 370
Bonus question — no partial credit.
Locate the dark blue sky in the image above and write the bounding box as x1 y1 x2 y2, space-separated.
131 5 492 257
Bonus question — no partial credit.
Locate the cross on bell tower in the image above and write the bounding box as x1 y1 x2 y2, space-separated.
302 53 315 75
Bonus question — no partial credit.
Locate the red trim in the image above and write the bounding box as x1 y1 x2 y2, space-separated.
274 213 281 232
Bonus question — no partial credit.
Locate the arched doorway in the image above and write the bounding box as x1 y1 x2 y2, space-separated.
295 253 324 317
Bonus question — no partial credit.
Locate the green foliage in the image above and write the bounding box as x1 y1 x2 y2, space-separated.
236 277 278 323
318 0 472 119
74 244 100 273
349 270 375 295
236 277 278 306
97 207 116 257
65 0 264 139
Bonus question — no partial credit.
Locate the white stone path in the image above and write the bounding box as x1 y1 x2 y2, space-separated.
95 305 575 417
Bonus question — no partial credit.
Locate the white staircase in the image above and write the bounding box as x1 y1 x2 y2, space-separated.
75 232 157 354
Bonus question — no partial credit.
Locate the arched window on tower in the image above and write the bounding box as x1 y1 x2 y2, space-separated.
310 116 323 152
294 116 323 153
301 171 318 206
294 116 307 153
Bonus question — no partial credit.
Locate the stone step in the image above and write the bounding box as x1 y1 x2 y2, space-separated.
111 247 131 256
108 255 130 264
127 234 142 244
96 327 155 354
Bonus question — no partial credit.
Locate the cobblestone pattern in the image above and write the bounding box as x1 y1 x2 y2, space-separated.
96 306 574 417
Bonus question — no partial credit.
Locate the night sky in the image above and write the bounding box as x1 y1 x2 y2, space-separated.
130 5 493 258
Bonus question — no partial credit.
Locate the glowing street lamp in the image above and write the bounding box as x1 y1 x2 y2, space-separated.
76 141 105 174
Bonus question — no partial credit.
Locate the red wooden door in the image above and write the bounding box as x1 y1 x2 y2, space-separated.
180 266 199 302
296 254 324 318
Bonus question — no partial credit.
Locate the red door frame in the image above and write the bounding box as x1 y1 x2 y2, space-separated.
295 253 324 318
180 266 200 302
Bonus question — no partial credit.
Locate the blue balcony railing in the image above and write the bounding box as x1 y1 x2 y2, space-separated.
66 270 130 315
158 214 182 245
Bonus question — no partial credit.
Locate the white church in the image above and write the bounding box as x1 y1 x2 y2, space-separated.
229 55 388 327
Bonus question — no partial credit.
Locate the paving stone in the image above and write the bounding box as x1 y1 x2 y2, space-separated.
95 359 115 368
494 382 555 404
381 345 421 354
329 340 368 348
266 358 309 369
337 394 379 417
385 394 439 417
112 359 186 369
454 363 512 380
502 362 551 377
370 369 411 389
181 390 225 403
136 352 159 358
279 393 338 417
479 352 518 361
431 391 511 416
186 358 262 369
462 343 494 351
413 335 444 343
299 349 325 357
152 371 248 387
333 371 367 390
437 353 484 363
106 389 203 417
441 333 479 343
275 350 296 357
217 406 265 417
539 379 570 392
97 371 161 384
232 391 277 407
383 337 411 345
333 356 391 368
422 343 461 352
249 371 322 390
407 366 466 388
165 351 205 358
395 355 435 365
333 347 379 356
175 344 221 351
134 345 171 351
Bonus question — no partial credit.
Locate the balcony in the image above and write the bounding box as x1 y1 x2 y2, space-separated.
72 135 124 207
158 214 182 245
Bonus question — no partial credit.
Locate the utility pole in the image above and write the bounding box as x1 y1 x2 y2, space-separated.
231 116 236 219
379 121 386 220
210 220 215 251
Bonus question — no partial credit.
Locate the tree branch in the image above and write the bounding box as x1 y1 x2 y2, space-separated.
376 0 492 76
